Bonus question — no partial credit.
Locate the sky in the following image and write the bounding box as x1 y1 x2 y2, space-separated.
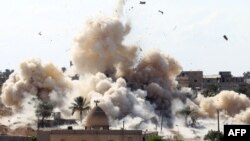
0 0 250 76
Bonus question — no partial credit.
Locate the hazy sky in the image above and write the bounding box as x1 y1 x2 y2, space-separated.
0 0 250 76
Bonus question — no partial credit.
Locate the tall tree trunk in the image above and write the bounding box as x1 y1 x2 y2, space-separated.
80 111 83 123
42 117 45 128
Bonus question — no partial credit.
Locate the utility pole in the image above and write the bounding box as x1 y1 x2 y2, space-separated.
217 109 220 141
160 109 163 132
123 120 125 130
160 99 165 132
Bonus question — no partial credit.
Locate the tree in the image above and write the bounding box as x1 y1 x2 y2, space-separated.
243 71 250 78
29 136 37 141
69 96 90 123
178 106 198 127
0 69 14 87
146 135 164 141
204 130 223 141
179 106 193 126
203 84 219 97
236 84 250 97
35 102 53 128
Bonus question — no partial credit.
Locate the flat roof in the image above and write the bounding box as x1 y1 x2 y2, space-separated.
203 75 221 79
38 129 142 135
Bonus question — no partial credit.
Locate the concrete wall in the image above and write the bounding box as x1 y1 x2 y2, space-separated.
50 134 142 141
0 135 32 141
177 71 203 89
38 129 143 141
177 71 247 91
203 78 220 89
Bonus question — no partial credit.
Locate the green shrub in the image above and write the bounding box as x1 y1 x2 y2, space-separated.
204 130 223 141
147 135 164 141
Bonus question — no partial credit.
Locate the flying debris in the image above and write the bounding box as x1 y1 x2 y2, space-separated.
38 32 42 36
158 10 164 14
70 61 73 67
129 6 134 11
223 35 228 41
173 26 177 30
139 1 146 4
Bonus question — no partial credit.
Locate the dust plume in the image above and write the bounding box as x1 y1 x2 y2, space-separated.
116 0 125 18
1 59 72 110
71 16 137 78
1 0 250 139
197 90 250 123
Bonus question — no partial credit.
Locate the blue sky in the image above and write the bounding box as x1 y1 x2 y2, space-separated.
0 0 250 76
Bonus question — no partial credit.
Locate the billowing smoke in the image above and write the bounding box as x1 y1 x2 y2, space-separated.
1 0 250 139
71 16 137 78
71 15 186 128
1 59 72 110
197 90 250 123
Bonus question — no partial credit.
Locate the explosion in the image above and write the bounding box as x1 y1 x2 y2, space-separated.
0 0 250 139
197 91 250 123
1 59 72 110
70 15 188 129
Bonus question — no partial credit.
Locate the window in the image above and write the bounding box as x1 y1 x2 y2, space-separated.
194 79 197 82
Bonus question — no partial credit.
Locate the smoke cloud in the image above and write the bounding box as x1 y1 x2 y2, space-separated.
1 59 72 110
70 15 186 129
198 91 250 123
1 0 250 139
71 16 137 78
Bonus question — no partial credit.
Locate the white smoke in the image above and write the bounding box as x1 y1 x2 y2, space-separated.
1 0 250 140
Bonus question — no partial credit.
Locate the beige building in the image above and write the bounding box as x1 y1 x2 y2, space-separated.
177 71 246 91
203 74 220 89
176 71 203 89
37 104 144 141
218 71 245 90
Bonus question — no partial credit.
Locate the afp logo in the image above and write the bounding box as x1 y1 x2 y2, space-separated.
224 125 250 141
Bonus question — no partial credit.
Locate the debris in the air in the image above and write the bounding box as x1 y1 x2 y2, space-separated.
139 1 146 4
223 35 228 41
173 26 177 30
129 6 134 11
158 10 164 14
38 32 42 36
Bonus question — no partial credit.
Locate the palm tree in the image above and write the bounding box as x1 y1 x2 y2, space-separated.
178 106 198 127
35 102 53 128
69 96 90 123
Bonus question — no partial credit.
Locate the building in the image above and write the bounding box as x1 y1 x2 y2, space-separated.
176 71 203 90
38 112 77 128
37 104 145 141
218 71 244 90
203 74 220 90
0 135 32 141
177 71 246 91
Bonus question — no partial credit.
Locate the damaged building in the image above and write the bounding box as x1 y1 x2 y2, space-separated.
177 71 246 91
